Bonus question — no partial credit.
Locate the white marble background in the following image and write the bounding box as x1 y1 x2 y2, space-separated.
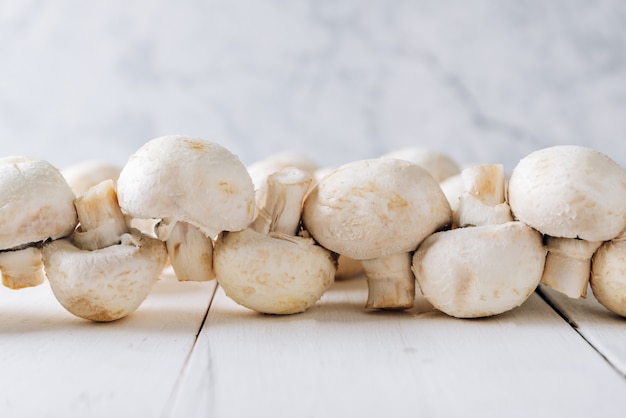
1 0 625 172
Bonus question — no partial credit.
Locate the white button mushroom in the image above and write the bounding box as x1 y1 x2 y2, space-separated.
116 135 256 282
381 147 461 183
302 158 452 310
0 157 77 289
508 145 626 299
214 168 336 314
413 221 545 318
42 180 167 322
61 160 121 197
590 237 626 317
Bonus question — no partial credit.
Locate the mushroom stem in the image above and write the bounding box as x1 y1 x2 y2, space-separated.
252 168 313 236
361 252 415 309
455 164 512 227
0 247 45 289
161 221 215 281
72 180 129 251
541 236 602 298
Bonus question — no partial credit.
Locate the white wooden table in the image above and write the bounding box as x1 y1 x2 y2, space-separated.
1 269 625 418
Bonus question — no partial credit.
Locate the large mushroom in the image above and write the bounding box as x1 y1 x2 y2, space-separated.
0 157 77 289
302 158 451 310
508 145 626 298
413 164 545 318
214 168 336 314
116 135 256 282
42 180 167 321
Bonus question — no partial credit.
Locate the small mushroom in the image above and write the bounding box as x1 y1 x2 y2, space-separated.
590 237 626 317
413 221 545 318
214 168 336 314
0 157 77 289
381 147 461 182
116 135 256 282
508 145 626 298
302 158 452 310
454 164 513 228
61 160 121 197
42 180 167 321
247 151 318 212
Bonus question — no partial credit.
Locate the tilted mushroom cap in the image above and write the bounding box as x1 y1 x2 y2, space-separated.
508 145 626 242
0 157 77 250
214 229 336 315
42 231 167 322
303 158 451 260
413 221 545 318
381 147 461 182
116 135 255 238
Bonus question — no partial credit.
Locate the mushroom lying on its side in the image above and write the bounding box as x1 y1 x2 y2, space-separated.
42 180 167 322
508 145 626 298
0 157 77 289
214 168 336 314
303 158 452 310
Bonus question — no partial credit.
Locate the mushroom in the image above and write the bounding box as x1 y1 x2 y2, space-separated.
454 164 513 228
590 236 626 317
42 180 167 321
508 145 626 298
214 167 336 314
247 151 318 212
413 221 545 318
381 147 461 182
0 157 77 289
61 160 121 197
116 135 255 282
413 164 544 318
302 158 452 310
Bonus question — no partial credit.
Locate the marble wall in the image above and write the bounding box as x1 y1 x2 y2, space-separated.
1 0 625 172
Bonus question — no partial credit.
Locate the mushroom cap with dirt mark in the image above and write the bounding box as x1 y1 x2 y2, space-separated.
116 135 255 238
214 229 336 315
303 158 451 260
42 230 167 322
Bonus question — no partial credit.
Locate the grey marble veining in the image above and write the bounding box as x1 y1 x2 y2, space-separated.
1 0 625 172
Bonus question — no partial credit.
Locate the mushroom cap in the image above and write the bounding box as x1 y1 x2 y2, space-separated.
116 135 255 237
591 238 626 317
381 147 461 182
42 231 167 322
214 229 336 315
302 158 452 260
0 157 77 250
508 145 626 242
413 221 545 318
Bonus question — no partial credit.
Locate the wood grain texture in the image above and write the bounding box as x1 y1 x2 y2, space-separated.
539 284 626 376
168 277 626 418
0 268 216 418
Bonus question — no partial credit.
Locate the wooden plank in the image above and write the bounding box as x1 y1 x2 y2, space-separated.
168 276 626 418
0 268 216 418
539 284 626 376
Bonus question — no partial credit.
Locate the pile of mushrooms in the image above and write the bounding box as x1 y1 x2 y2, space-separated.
3 140 626 321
